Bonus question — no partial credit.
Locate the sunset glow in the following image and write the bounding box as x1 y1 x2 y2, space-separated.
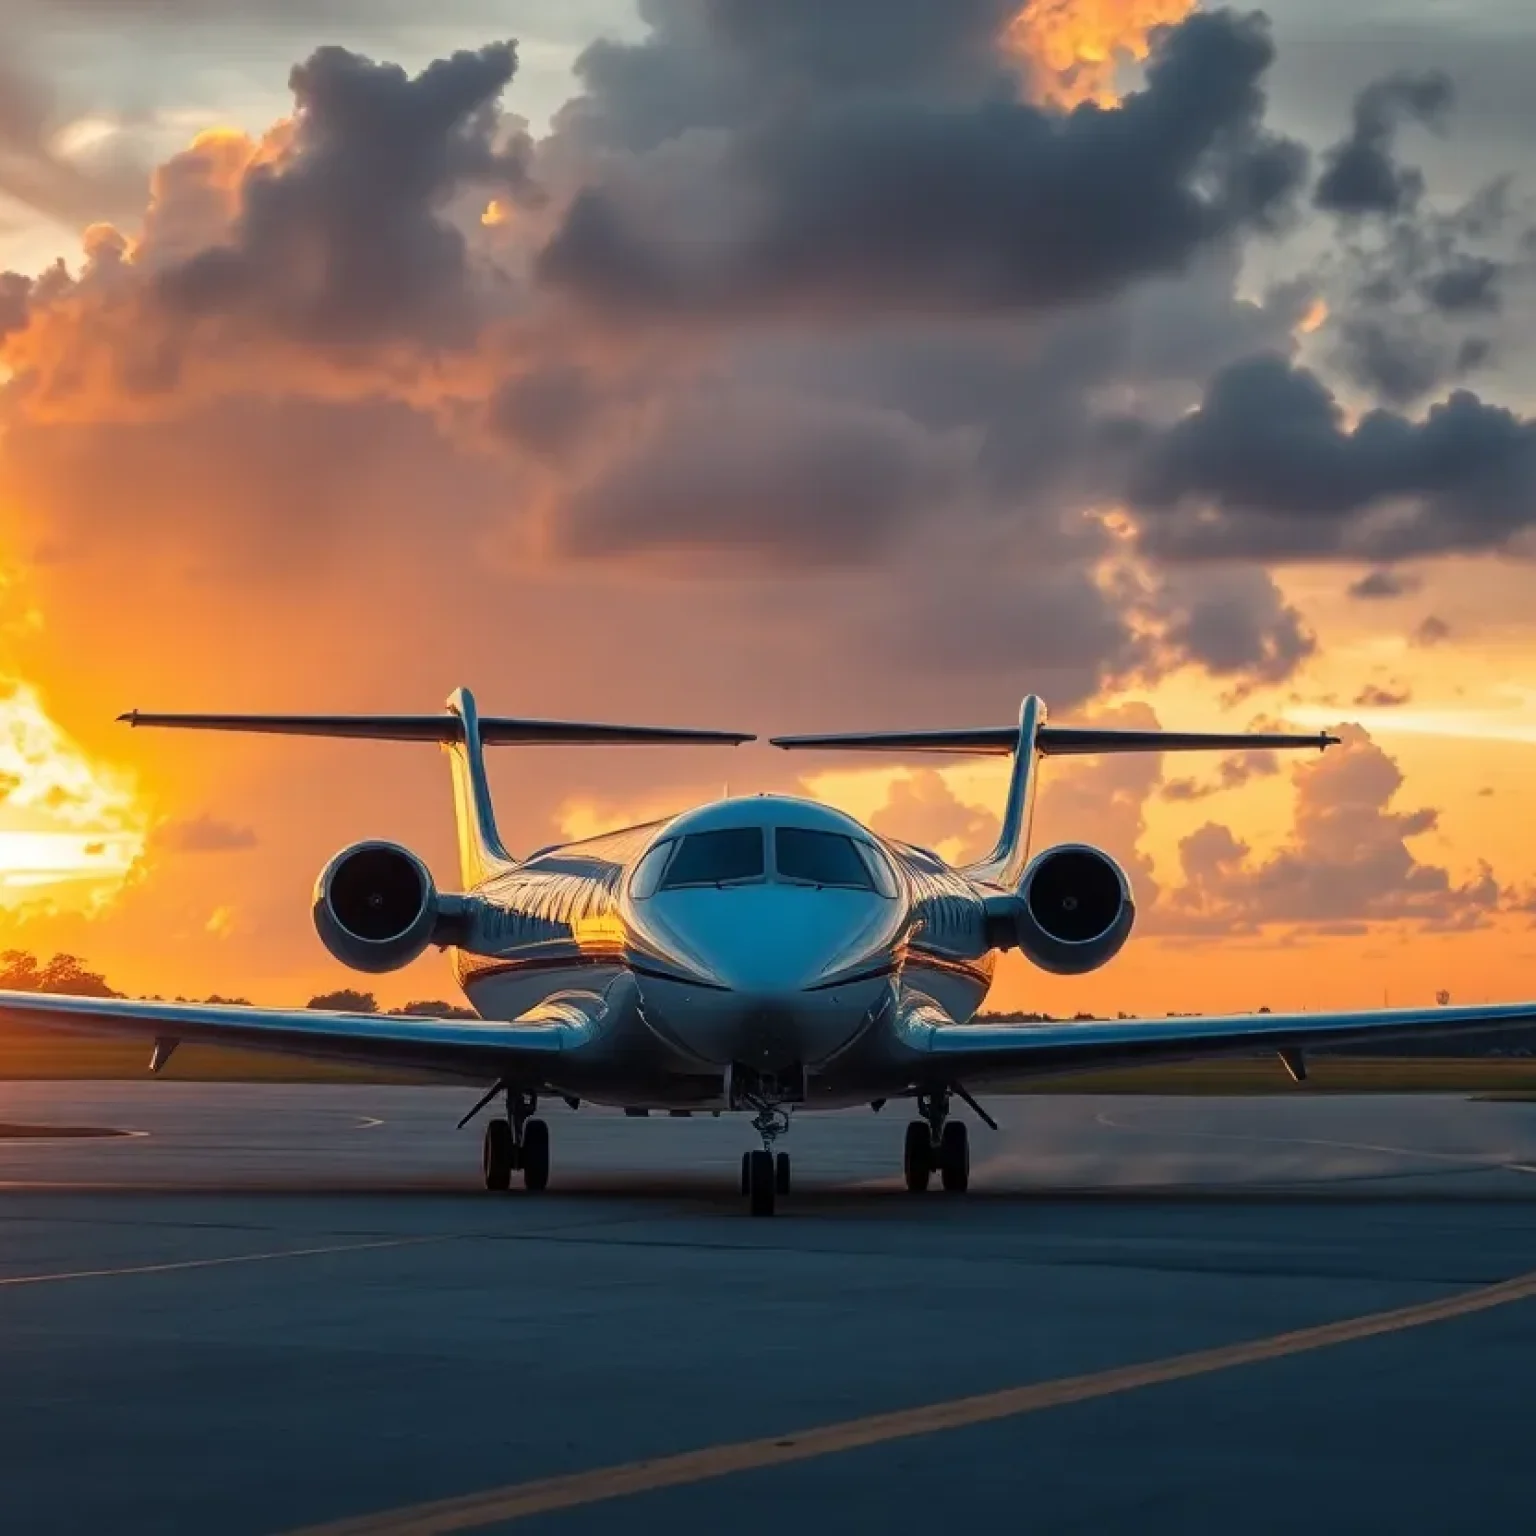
0 1 1532 1016
1006 0 1197 108
0 683 147 911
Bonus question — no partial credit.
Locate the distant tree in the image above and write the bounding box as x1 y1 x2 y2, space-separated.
1436 989 1451 1006
391 999 478 1019
0 950 117 997
0 950 42 990
307 989 378 1013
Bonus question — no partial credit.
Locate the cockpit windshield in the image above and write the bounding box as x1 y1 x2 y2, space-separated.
774 827 876 890
631 824 899 898
657 828 766 890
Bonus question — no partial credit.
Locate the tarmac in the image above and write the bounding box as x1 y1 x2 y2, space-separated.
4 1083 1536 1534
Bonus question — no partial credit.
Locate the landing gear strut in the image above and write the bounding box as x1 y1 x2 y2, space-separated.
739 1101 791 1217
903 1089 969 1193
479 1087 550 1193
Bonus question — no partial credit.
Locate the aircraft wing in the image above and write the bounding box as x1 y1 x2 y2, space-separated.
0 990 603 1083
910 1000 1536 1085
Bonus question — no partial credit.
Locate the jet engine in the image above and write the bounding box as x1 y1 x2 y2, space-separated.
1008 843 1135 976
313 841 452 974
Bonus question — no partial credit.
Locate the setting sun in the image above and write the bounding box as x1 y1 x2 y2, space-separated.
0 682 146 910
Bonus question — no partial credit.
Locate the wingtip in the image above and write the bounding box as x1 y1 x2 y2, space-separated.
117 710 137 727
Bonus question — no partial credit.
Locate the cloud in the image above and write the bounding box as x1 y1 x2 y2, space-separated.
1160 749 1277 802
1324 176 1533 406
1347 567 1420 600
0 52 148 231
1313 70 1453 219
1143 566 1315 689
1412 614 1452 647
557 391 976 567
0 271 31 338
151 814 259 853
1164 725 1502 932
158 43 536 350
1352 682 1412 708
867 769 999 865
537 9 1307 324
1127 353 1536 563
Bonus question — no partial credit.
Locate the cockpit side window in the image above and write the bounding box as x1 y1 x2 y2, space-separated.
630 839 676 899
855 841 901 899
774 827 885 892
657 829 766 889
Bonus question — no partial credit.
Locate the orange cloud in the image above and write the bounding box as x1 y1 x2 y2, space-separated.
1005 0 1197 109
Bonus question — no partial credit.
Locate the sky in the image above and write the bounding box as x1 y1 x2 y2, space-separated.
2 0 1536 1017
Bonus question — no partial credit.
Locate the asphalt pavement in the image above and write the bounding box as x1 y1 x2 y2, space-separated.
3 1083 1536 1535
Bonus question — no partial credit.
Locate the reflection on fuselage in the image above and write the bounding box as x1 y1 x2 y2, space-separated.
457 795 995 1077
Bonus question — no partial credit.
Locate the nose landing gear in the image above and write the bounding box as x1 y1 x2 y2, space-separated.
729 1064 803 1216
903 1089 971 1193
739 1103 790 1216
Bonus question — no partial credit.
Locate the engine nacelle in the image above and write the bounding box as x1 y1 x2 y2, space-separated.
1007 843 1135 976
313 841 445 975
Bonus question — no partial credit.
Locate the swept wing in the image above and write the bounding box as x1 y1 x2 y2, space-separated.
908 1000 1536 1084
0 991 606 1083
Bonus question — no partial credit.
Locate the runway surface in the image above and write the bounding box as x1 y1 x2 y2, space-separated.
4 1083 1536 1534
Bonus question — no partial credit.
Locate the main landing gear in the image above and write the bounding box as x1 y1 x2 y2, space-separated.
903 1089 970 1193
479 1088 550 1193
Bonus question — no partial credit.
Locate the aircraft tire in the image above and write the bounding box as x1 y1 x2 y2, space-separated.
903 1121 932 1192
521 1118 551 1192
748 1150 776 1216
775 1152 791 1195
483 1118 513 1191
939 1121 970 1193
741 1152 752 1196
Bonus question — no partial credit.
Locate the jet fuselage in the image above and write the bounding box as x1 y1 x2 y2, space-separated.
453 794 996 1109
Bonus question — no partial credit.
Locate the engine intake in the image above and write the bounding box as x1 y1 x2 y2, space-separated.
313 841 447 974
1008 843 1135 975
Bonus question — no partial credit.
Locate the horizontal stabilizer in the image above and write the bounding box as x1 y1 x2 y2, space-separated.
770 725 1338 756
121 711 755 748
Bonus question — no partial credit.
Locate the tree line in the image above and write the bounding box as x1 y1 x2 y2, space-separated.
0 950 475 1018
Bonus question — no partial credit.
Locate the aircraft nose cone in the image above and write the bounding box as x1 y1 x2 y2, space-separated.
630 886 899 1068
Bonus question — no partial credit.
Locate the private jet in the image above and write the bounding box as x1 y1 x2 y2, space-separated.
8 688 1536 1216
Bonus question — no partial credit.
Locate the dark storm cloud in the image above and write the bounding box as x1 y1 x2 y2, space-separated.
1348 568 1420 600
555 0 1021 154
1128 353 1536 563
158 43 536 348
1321 163 1531 406
537 10 1308 323
1313 70 1452 219
1151 567 1316 687
558 393 973 566
1423 255 1502 315
487 363 608 462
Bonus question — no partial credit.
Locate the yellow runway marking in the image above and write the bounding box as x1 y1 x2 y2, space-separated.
281 1263 1536 1536
0 1235 448 1289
